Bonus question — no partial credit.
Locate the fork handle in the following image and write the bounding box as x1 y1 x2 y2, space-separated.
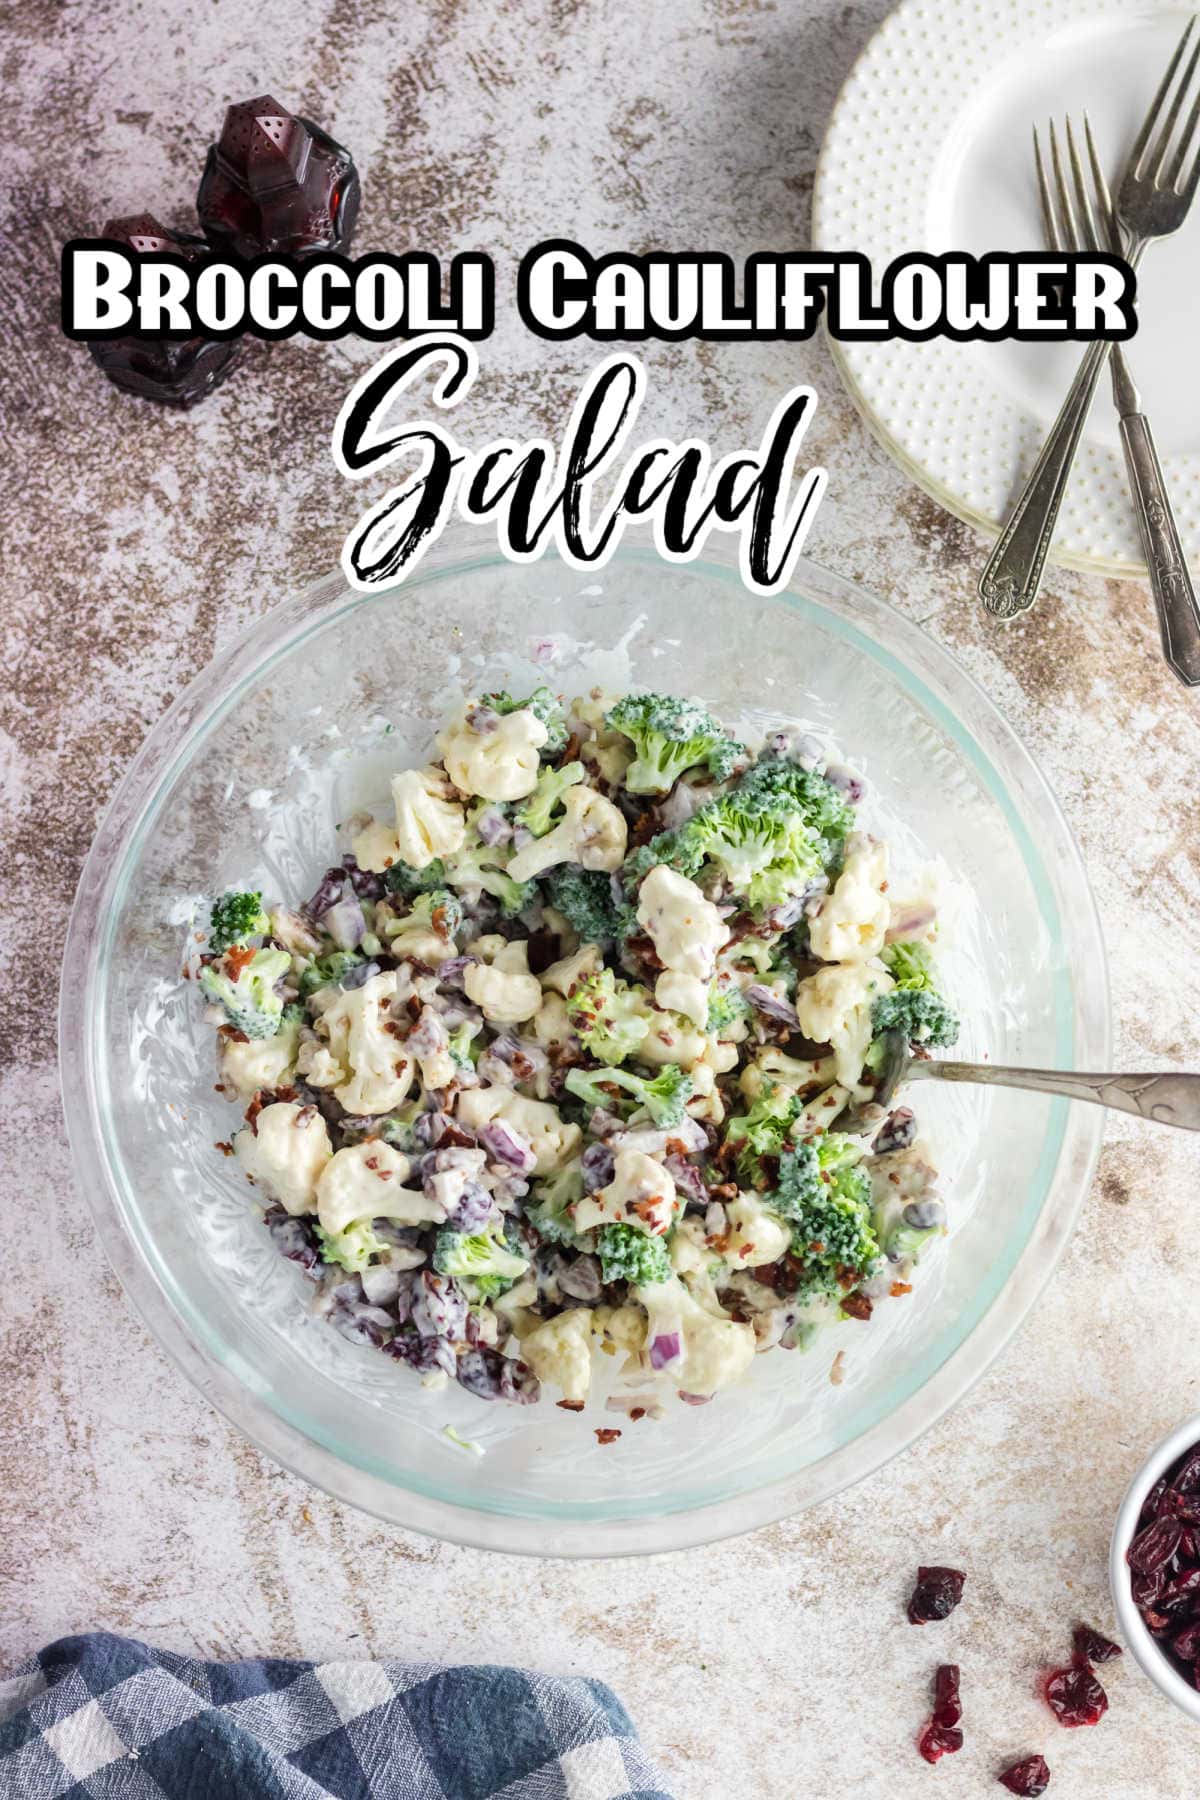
978 339 1110 617
1118 409 1200 686
911 1061 1200 1129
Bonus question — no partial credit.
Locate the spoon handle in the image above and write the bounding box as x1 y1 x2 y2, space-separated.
911 1062 1200 1131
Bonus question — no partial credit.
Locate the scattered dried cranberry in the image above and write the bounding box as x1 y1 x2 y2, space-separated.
907 1566 966 1624
1127 1515 1183 1575
998 1754 1051 1796
197 95 360 259
1043 1661 1107 1727
933 1663 961 1729
917 1720 963 1764
86 214 242 407
1072 1623 1122 1665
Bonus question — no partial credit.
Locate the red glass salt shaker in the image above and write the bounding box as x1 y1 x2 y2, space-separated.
86 214 242 407
196 95 361 259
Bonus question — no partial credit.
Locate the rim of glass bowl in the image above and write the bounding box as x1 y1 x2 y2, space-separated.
59 533 1109 1557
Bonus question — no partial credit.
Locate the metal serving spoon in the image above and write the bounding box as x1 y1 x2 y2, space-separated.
870 1033 1200 1132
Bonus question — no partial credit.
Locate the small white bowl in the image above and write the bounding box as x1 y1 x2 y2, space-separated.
1111 1413 1200 1722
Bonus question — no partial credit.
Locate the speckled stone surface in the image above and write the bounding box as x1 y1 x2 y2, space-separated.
3 1 1199 1794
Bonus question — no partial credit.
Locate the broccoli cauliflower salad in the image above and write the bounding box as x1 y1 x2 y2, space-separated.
193 684 959 1420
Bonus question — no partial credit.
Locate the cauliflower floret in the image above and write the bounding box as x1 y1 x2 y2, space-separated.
637 1275 755 1395
592 1303 647 1354
531 992 575 1050
573 695 636 788
654 970 709 1030
541 942 603 997
350 819 402 876
724 1192 792 1268
438 704 547 801
795 960 892 1090
634 1005 708 1069
507 786 627 882
739 1045 839 1103
220 1016 299 1101
456 1086 581 1174
352 767 466 874
295 1039 345 1089
636 865 729 981
321 971 417 1115
463 939 542 1025
808 834 890 963
316 1140 442 1236
573 1149 678 1237
517 1307 594 1403
234 1102 331 1216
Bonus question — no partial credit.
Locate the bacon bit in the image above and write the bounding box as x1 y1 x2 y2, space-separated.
224 944 256 979
841 1291 874 1322
665 1136 689 1157
214 1141 234 1157
434 1122 475 1150
274 1085 299 1103
595 1428 622 1444
557 1399 585 1412
365 1155 380 1170
830 1350 846 1386
393 1060 407 1075
739 1245 753 1259
888 1171 900 1185
890 1281 913 1298
708 1180 738 1200
632 1196 668 1228
295 1106 316 1126
406 995 422 1021
630 1407 646 1422
221 1027 250 1045
244 1093 267 1134
384 1020 406 1039
181 966 192 980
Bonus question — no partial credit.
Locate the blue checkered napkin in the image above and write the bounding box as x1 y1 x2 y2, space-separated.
0 1633 674 1800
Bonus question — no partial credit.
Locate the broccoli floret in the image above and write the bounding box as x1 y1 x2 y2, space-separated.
734 758 856 852
706 973 751 1034
200 946 291 1039
448 1020 481 1069
525 1162 587 1246
881 939 936 990
382 859 447 900
444 844 536 916
208 889 270 954
767 1138 880 1302
622 758 852 907
606 691 744 794
724 1083 802 1183
565 967 650 1066
297 949 364 999
542 864 631 942
564 1061 693 1128
432 1224 530 1299
516 761 585 837
316 1218 388 1273
483 684 569 756
870 988 959 1049
597 1223 672 1286
389 887 463 941
686 789 824 908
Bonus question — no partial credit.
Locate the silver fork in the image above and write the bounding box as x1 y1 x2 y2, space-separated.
1036 118 1200 686
979 17 1200 621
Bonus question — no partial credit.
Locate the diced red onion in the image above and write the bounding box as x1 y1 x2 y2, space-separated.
746 984 800 1028
649 1331 683 1371
478 1119 537 1174
678 1390 712 1405
474 806 512 846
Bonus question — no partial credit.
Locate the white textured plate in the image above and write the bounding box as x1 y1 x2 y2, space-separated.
813 0 1200 577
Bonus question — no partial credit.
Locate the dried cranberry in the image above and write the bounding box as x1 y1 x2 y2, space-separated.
1171 1446 1200 1493
1172 1620 1200 1662
1072 1624 1122 1665
1043 1662 1107 1727
197 95 360 259
86 214 241 407
998 1754 1051 1796
907 1566 966 1624
917 1720 963 1764
1140 1476 1167 1522
1160 1566 1200 1610
1127 1515 1183 1575
1161 1490 1200 1524
1131 1566 1165 1608
933 1663 961 1728
1143 1607 1172 1635
1180 1528 1200 1560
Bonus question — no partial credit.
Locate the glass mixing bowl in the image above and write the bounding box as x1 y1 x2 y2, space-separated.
59 537 1108 1556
